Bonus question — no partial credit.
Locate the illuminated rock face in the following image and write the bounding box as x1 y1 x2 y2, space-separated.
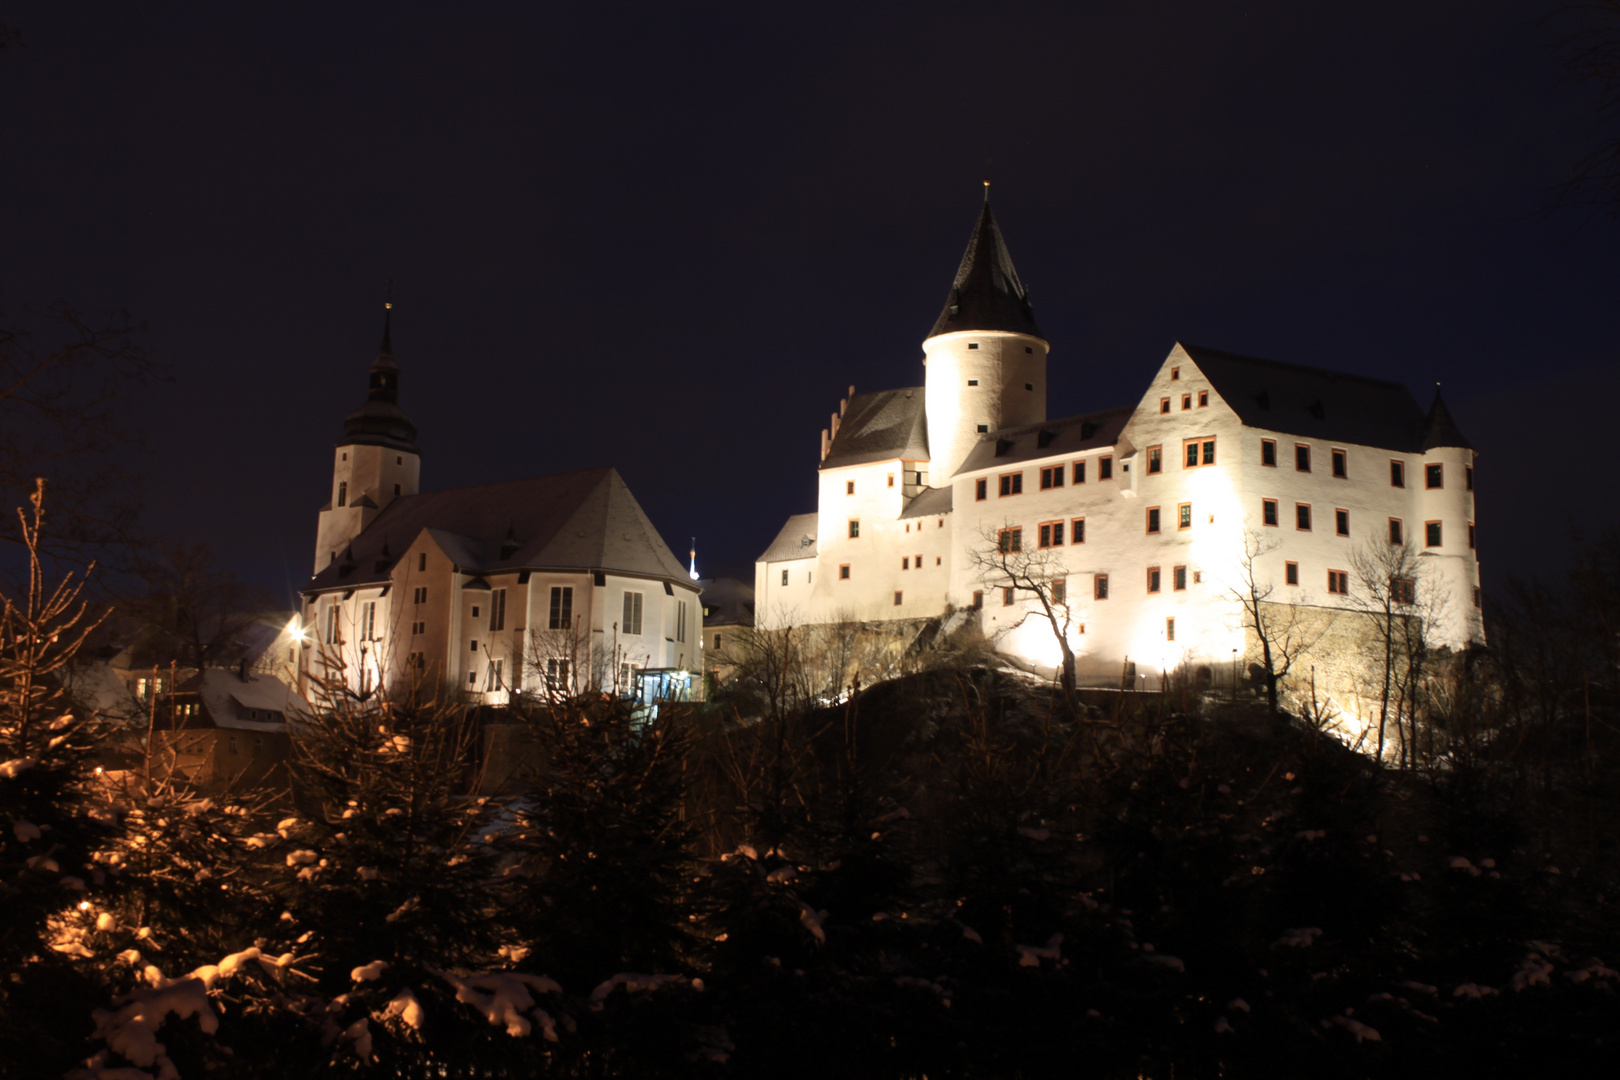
756 202 1484 731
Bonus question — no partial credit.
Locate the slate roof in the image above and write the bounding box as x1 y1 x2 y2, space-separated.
1180 344 1453 453
1418 389 1473 451
927 199 1044 340
342 309 419 454
307 467 690 593
758 513 819 564
820 388 930 470
955 406 1132 474
696 577 755 628
899 485 954 520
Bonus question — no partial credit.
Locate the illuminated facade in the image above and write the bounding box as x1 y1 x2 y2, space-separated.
756 197 1483 705
299 310 702 704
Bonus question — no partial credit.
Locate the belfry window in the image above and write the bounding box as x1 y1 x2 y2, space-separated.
337 481 347 507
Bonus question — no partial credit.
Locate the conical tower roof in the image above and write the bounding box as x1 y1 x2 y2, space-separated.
1418 387 1472 451
342 304 420 453
927 191 1043 340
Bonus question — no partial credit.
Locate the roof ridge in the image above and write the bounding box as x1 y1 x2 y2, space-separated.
1179 343 1409 392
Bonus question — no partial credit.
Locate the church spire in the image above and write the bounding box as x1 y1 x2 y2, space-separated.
342 299 419 453
927 191 1043 340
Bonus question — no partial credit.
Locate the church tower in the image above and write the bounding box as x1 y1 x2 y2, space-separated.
922 189 1049 481
313 304 421 573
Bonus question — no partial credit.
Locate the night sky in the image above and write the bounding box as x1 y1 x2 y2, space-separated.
3 1 1615 604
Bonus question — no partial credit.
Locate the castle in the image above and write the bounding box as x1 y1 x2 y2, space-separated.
296 310 703 704
756 193 1483 707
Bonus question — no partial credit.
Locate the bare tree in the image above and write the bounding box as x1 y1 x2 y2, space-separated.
124 538 275 674
968 522 1083 717
1228 531 1334 716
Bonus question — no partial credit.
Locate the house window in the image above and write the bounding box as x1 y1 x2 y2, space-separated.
1051 578 1066 605
411 621 424 635
1181 393 1192 410
619 663 638 691
888 473 895 488
490 588 507 632
1389 518 1404 545
1166 617 1176 641
1198 391 1209 407
916 553 923 568
1468 522 1476 549
975 478 987 500
413 586 427 604
1296 444 1311 472
1073 460 1087 484
469 672 478 685
1160 397 1171 414
999 472 1023 496
1183 438 1216 467
848 519 860 538
1178 503 1192 530
1392 578 1415 605
1261 439 1277 467
677 601 688 643
781 569 789 586
1173 565 1187 591
1171 366 1180 380
471 606 480 619
894 591 903 606
546 657 571 692
1003 587 1015 606
1099 456 1113 480
1071 517 1086 544
1331 449 1347 478
622 591 644 635
337 481 347 507
486 658 503 692
1285 561 1299 586
1262 499 1279 527
1147 566 1161 593
419 553 427 572
1327 569 1349 595
972 590 983 608
228 736 238 755
549 587 573 630
1466 465 1474 491
325 605 339 645
1146 506 1161 534
839 564 850 580
1426 521 1442 547
1391 460 1406 487
1147 446 1162 474
471 640 480 652
1335 509 1350 537
1040 465 1065 489
847 480 855 495
1296 503 1312 531
1426 463 1443 489
998 527 1023 553
1094 574 1109 600
1038 521 1065 548
360 601 376 641
902 557 910 570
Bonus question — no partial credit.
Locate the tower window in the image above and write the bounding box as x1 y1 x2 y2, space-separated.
394 484 400 496
847 480 855 495
1391 460 1406 487
1335 509 1350 537
1296 504 1313 531
848 519 860 538
548 587 573 630
337 481 347 507
1331 449 1348 478
1025 346 1033 354
1025 383 1033 390
1426 521 1443 547
1147 566 1161 593
490 588 506 632
1296 444 1311 472
1426 463 1444 489
894 591 903 606
1286 561 1299 585
1099 456 1113 480
1094 574 1109 600
967 379 978 386
1263 499 1279 527
397 456 402 465
839 564 850 580
419 553 427 572
1166 617 1176 642
977 424 989 433
1261 439 1277 466
1389 518 1404 545
782 569 789 586
968 343 979 349
975 478 987 501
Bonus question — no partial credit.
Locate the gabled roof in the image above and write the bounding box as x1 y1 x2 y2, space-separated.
899 485 954 520
696 577 755 628
820 388 930 470
955 406 1132 474
758 513 819 564
307 467 690 592
927 198 1043 340
1419 389 1473 451
183 669 307 732
1179 344 1434 452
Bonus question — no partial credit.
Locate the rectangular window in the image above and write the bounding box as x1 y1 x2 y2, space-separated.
360 601 376 641
546 657 571 692
1051 578 1066 605
1262 498 1279 527
413 586 427 604
1466 465 1474 491
1166 617 1176 641
781 568 789 586
1146 506 1161 533
902 557 910 570
975 478 987 501
1331 448 1347 478
1038 521 1065 548
1285 561 1299 586
839 564 850 580
487 658 503 692
1261 439 1277 467
1178 502 1192 530
337 481 347 507
1426 521 1442 547
469 672 478 685
1147 566 1161 593
677 600 688 643
1181 393 1192 410
1173 565 1187 591
1003 587 1015 607
1073 460 1087 484
1171 366 1180 380
548 587 573 630
1391 460 1406 487
1426 463 1443 489
1392 578 1415 605
325 605 339 645
1183 438 1216 467
1071 517 1086 544
419 553 427 572
1468 522 1475 549
1335 509 1350 537
1198 391 1209 407
1147 446 1162 474
1295 444 1311 472
490 588 506 632
622 591 644 635
887 473 895 488
847 480 855 495
1094 573 1109 600
998 527 1023 553
1160 397 1171 414
472 605 480 619
848 519 860 538
1327 569 1349 595
1296 503 1312 531
1389 518 1403 545
1473 586 1482 609
1039 465 1064 489
971 590 983 609
471 640 479 652
999 472 1023 496
1099 456 1113 480
894 591 903 606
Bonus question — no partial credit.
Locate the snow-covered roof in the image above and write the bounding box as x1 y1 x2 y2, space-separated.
192 670 306 732
757 513 819 564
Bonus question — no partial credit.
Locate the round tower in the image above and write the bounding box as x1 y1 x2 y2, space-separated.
923 190 1049 481
1415 388 1481 648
